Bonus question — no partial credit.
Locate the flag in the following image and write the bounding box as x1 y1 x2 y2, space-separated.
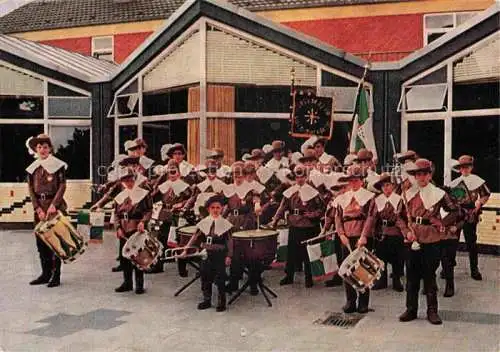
276 228 289 263
307 239 338 281
349 87 377 160
77 211 104 242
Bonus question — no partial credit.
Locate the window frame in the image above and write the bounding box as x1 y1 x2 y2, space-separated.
91 36 114 63
423 12 478 46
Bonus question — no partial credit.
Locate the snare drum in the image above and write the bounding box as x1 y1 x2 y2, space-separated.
122 231 164 271
34 211 87 264
176 225 198 246
338 247 384 293
232 229 278 266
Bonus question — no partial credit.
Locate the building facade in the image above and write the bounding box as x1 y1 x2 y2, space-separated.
0 0 498 250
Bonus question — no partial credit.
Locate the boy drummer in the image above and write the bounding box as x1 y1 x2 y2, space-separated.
182 195 233 312
26 134 68 288
113 169 153 294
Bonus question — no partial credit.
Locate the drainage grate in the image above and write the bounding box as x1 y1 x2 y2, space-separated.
314 312 365 329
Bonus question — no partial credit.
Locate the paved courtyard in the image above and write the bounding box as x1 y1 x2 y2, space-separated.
1 230 499 352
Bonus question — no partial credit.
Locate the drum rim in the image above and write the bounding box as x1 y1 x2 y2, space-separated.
232 229 278 239
177 225 198 234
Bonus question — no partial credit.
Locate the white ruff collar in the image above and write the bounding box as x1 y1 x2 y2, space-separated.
256 166 274 184
179 160 194 177
197 216 233 236
158 179 189 195
275 168 292 184
247 180 265 194
318 152 333 165
216 165 231 179
265 157 289 171
406 183 445 210
223 182 253 199
375 192 401 212
115 186 149 205
282 183 319 202
26 155 67 175
135 173 148 187
139 156 154 170
197 178 226 193
337 188 374 210
309 169 325 188
447 174 485 191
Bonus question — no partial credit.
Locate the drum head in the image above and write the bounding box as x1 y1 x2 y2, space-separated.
232 229 278 239
177 226 198 235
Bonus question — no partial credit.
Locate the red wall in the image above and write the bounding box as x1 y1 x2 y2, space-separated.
39 31 153 64
284 14 423 61
40 37 92 56
114 31 153 63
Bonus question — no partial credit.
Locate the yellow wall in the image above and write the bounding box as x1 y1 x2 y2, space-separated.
10 0 494 42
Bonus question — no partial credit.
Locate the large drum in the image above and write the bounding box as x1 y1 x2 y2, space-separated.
338 246 384 293
232 229 278 266
122 231 164 271
34 211 87 264
176 225 198 247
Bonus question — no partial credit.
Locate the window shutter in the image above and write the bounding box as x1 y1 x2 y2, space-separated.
405 84 448 112
207 29 316 86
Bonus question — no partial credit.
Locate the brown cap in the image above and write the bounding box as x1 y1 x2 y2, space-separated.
355 148 373 162
119 156 140 167
231 161 246 176
373 172 394 191
312 138 327 147
28 134 53 152
134 138 148 149
338 165 365 182
167 143 186 157
205 194 226 208
452 155 474 171
394 150 417 163
248 149 265 161
271 140 284 152
343 153 357 167
406 158 433 175
298 148 318 163
206 148 224 159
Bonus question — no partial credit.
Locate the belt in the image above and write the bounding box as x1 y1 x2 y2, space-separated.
411 216 432 225
231 208 250 216
292 209 305 216
343 215 365 222
381 219 396 227
35 193 55 201
118 214 142 221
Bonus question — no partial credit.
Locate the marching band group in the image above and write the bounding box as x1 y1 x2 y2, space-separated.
26 133 490 324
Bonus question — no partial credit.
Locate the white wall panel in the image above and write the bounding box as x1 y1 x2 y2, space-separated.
0 65 43 96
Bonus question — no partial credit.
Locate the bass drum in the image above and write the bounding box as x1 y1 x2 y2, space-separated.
232 229 278 266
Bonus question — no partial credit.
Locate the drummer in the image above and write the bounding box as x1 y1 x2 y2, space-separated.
152 159 193 275
181 194 233 312
166 143 198 185
265 140 289 171
113 168 153 294
129 138 155 177
206 148 232 182
26 134 68 288
371 173 405 292
270 164 325 288
334 165 376 314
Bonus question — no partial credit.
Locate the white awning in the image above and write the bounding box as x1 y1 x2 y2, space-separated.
399 83 448 112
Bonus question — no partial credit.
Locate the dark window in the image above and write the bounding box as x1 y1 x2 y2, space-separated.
452 116 499 192
325 121 351 164
48 97 91 118
143 88 188 116
0 124 43 182
0 96 43 119
321 71 357 87
50 126 91 180
116 95 138 117
118 125 137 154
143 120 188 162
408 120 444 185
427 32 446 44
235 86 296 113
453 82 499 110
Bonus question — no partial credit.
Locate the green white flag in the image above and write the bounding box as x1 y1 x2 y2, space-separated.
307 239 338 281
276 228 289 263
349 87 377 159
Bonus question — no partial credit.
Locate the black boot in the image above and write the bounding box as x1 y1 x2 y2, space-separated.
426 293 442 325
471 269 482 281
324 275 343 287
30 258 51 285
135 270 145 294
392 276 404 292
305 276 314 288
115 265 133 292
216 292 227 312
279 275 294 285
47 269 61 288
115 282 133 292
198 279 212 310
399 310 418 322
443 279 454 298
469 245 482 280
342 301 357 314
178 260 188 277
112 264 123 272
226 279 239 294
357 291 370 314
372 270 388 290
